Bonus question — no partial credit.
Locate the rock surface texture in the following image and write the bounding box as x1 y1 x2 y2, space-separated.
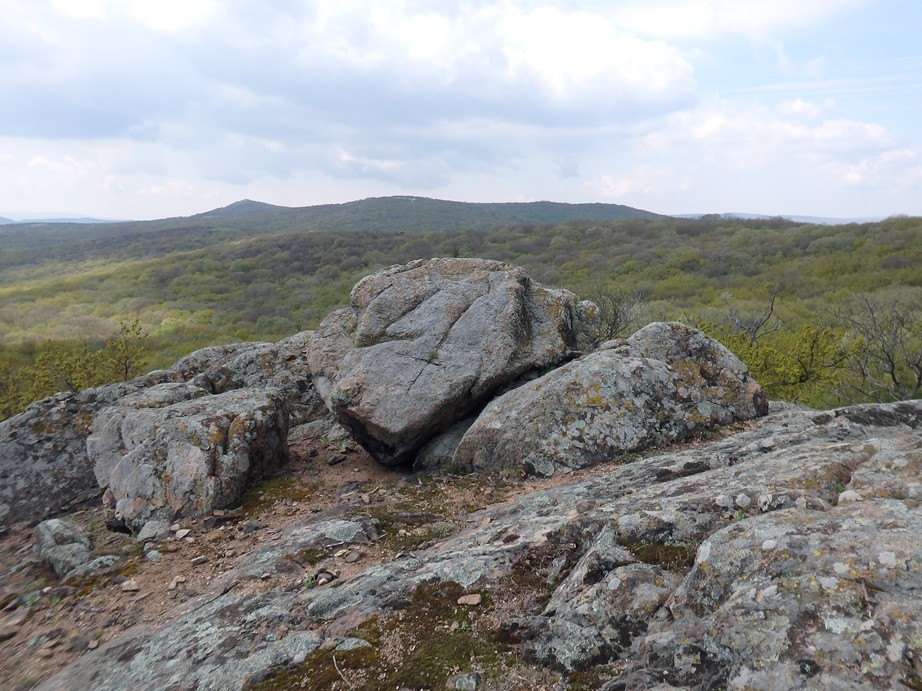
454 321 768 476
36 399 922 690
89 385 289 532
0 371 183 527
308 258 600 465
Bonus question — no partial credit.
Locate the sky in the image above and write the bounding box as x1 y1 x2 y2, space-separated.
1 0 921 220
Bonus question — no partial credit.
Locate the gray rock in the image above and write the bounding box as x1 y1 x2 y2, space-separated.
412 417 476 472
63 555 121 583
308 258 599 465
89 387 289 532
34 519 92 578
136 520 171 542
334 637 371 651
39 399 922 690
454 322 767 476
189 331 329 427
0 371 183 527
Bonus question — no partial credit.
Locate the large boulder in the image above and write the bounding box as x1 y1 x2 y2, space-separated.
308 258 600 465
454 322 768 476
88 385 289 532
0 371 183 528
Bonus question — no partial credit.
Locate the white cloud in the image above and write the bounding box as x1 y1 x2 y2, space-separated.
607 0 869 41
593 165 690 197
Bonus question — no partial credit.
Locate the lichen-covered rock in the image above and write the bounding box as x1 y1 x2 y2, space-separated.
89 386 289 532
0 371 183 528
188 331 329 427
308 258 599 465
34 518 92 579
454 322 767 476
37 400 922 691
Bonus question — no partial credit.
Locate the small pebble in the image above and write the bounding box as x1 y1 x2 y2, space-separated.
190 556 208 566
175 529 192 540
120 579 140 593
457 594 482 606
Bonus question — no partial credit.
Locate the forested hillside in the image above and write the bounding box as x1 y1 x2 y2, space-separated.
1 201 920 419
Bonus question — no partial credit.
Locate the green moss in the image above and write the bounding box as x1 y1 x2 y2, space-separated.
247 582 510 690
236 476 317 515
620 540 696 572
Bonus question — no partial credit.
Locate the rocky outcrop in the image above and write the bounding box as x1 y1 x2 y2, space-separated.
308 258 600 465
0 371 183 528
89 385 289 533
38 399 922 690
454 322 768 476
0 331 326 529
186 331 329 427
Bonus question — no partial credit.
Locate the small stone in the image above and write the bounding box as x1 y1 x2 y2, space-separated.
168 575 187 590
714 494 732 509
120 579 140 593
360 493 370 504
838 490 863 503
344 550 362 564
190 556 209 566
145 550 163 563
735 493 752 509
335 637 372 651
136 520 170 542
0 609 30 642
174 529 192 540
457 594 482 606
88 640 99 650
448 671 484 690
212 509 225 517
260 572 272 580
170 523 181 532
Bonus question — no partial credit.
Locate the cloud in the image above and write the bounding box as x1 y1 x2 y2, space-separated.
606 0 870 41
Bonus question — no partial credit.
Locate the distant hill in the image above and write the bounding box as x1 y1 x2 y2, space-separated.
0 217 13 225
190 195 663 231
676 212 886 226
0 196 663 269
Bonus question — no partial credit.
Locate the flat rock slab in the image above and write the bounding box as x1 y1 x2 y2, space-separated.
308 258 599 465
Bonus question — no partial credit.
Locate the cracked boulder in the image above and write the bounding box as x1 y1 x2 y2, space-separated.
88 384 289 533
307 258 600 465
454 321 768 476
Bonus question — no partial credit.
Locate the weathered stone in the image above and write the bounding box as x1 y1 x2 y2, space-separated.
189 331 328 427
454 322 767 476
89 387 289 532
308 258 599 465
136 520 171 542
38 400 922 690
34 519 92 579
0 371 183 527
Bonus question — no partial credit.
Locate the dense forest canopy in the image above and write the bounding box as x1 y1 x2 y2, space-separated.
1 199 920 419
